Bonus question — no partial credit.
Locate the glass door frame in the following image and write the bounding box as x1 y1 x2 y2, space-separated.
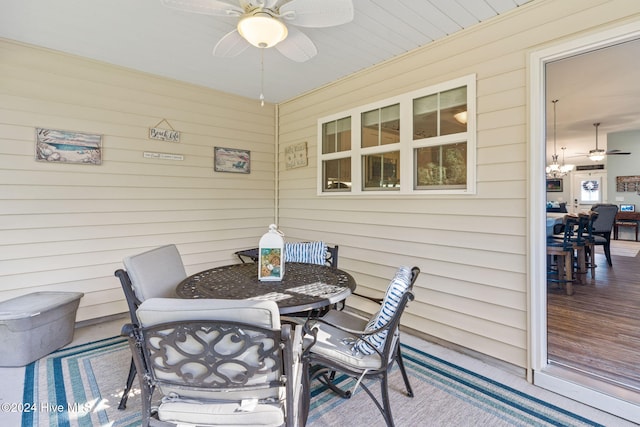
528 21 640 423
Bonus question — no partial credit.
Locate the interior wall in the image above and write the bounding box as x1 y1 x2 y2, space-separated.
607 129 640 212
0 39 276 321
277 0 640 369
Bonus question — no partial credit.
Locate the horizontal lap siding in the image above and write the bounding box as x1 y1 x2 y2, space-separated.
0 40 275 321
277 0 640 367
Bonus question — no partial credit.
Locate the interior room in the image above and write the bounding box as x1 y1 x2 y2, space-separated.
1 0 639 425
545 38 640 394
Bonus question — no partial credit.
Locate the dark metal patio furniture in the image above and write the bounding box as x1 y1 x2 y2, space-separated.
122 297 309 427
304 266 420 427
115 244 187 410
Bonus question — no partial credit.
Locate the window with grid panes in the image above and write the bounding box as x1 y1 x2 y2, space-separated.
317 75 475 195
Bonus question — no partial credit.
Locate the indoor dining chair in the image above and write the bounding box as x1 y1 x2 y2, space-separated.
114 244 187 409
590 203 619 267
123 297 307 427
303 266 420 427
547 215 579 295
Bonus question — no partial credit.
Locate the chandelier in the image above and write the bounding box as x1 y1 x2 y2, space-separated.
546 99 574 178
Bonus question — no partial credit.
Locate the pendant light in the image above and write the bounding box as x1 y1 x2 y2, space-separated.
546 100 574 178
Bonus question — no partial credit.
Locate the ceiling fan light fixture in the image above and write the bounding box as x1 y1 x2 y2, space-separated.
237 13 288 48
454 111 467 124
588 123 605 161
589 149 605 162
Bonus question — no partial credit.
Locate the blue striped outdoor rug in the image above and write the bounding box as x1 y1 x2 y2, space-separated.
22 336 605 426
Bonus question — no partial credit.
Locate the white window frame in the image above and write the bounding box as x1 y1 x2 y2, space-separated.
317 74 476 196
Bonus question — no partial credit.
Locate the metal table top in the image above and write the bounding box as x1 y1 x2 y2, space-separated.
175 262 356 314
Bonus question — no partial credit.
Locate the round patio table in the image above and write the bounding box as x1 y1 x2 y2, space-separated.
175 262 356 314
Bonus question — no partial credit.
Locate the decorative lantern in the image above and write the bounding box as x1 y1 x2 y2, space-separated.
258 224 285 281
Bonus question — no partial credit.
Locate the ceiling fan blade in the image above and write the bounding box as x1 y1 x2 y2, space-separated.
239 0 279 8
213 29 250 57
606 150 632 155
161 0 243 16
280 0 354 28
275 26 317 62
259 0 280 8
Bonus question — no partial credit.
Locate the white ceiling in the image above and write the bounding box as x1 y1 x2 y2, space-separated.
0 0 531 103
1 0 638 162
546 38 640 165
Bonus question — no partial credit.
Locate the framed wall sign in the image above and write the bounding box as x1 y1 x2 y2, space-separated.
546 178 563 192
285 141 308 169
214 147 250 173
35 128 102 165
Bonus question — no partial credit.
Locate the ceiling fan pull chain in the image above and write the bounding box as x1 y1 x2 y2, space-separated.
260 48 265 107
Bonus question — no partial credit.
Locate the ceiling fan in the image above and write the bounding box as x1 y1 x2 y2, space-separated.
161 0 354 62
570 122 632 161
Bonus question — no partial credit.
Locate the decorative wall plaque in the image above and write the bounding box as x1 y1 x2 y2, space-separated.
149 119 180 142
285 142 308 169
214 147 250 173
616 175 640 192
35 128 102 165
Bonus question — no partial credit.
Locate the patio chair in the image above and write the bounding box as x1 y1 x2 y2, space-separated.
122 297 308 427
304 266 420 427
115 244 187 410
235 242 339 268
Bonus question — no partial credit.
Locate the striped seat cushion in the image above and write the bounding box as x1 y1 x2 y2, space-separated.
284 241 327 265
353 266 412 356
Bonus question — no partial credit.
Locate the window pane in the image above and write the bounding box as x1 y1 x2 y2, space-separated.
361 110 379 148
362 104 400 148
380 104 400 145
580 179 600 203
413 94 437 139
413 87 467 139
337 118 351 151
322 117 351 154
362 151 400 190
323 158 351 191
440 87 467 136
415 143 467 188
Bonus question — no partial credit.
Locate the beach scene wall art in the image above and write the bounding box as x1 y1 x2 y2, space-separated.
36 128 102 165
214 146 250 173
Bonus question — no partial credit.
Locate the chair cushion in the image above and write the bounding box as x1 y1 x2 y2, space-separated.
123 244 187 301
137 298 280 329
353 266 412 356
285 241 327 265
308 320 383 370
158 400 284 426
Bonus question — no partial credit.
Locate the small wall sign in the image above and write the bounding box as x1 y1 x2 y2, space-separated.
149 118 180 142
149 127 180 142
285 141 308 169
143 152 184 161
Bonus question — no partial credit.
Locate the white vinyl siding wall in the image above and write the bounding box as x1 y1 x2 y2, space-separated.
0 40 276 321
277 0 640 368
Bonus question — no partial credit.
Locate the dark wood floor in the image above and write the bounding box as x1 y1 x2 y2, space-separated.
547 241 640 391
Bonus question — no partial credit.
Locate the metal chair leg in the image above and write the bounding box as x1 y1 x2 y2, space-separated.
380 373 395 427
604 241 613 266
395 346 414 397
118 358 137 410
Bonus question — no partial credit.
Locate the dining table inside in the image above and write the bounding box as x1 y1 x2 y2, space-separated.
175 262 357 315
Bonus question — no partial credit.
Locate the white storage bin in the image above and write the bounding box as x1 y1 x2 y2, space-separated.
0 291 84 367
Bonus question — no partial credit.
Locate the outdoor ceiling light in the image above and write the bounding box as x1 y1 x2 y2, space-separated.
237 13 288 48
